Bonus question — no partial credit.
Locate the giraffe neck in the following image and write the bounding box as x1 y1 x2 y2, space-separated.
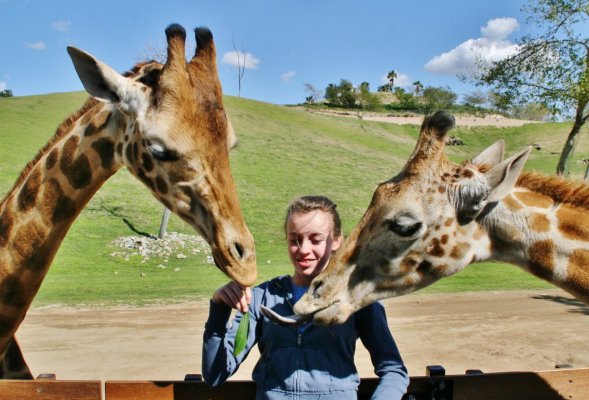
481 186 589 303
0 101 124 353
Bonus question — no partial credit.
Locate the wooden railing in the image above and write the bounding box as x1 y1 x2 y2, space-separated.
2 366 588 400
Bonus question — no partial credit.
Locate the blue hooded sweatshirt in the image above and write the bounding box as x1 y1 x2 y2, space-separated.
202 275 409 400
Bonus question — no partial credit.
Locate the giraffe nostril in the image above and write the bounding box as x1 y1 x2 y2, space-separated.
312 280 324 298
231 242 245 261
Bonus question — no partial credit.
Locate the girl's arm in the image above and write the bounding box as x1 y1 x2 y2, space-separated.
201 289 259 386
356 302 409 400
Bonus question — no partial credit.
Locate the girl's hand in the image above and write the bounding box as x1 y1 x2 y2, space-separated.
212 281 251 313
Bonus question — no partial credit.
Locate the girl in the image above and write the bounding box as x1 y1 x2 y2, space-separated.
202 195 408 399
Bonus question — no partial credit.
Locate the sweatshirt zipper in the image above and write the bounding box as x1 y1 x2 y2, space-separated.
276 282 304 344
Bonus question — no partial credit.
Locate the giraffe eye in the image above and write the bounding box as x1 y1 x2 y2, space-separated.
386 216 423 238
148 143 178 162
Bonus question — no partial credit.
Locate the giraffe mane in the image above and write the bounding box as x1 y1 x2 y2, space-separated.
1 97 99 206
516 171 589 210
1 61 159 207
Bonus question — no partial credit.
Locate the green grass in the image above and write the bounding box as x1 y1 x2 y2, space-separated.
2 93 585 306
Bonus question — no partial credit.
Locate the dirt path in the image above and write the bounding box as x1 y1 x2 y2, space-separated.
307 109 540 127
17 288 589 382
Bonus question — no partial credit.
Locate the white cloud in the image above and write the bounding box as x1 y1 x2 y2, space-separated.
25 41 46 50
0 82 6 91
221 51 260 69
52 21 71 32
380 72 411 88
281 71 296 82
481 17 518 40
424 17 519 75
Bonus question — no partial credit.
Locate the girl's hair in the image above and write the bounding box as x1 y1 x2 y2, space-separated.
284 195 342 237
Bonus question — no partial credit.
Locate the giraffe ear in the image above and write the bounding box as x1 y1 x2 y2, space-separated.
67 46 146 110
472 139 505 168
484 146 532 203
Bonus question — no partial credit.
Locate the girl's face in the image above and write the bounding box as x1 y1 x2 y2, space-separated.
286 210 342 286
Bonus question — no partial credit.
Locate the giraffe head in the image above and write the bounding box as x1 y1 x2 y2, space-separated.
294 111 532 324
67 24 256 286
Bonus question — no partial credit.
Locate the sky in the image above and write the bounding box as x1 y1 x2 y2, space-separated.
0 0 533 105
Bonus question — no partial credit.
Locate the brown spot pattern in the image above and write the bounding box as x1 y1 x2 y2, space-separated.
0 209 13 248
12 221 49 272
431 263 450 278
502 195 523 212
567 249 589 293
530 213 550 233
136 168 155 191
0 276 26 308
141 152 154 172
450 242 470 259
17 168 41 212
42 178 77 225
156 176 168 194
461 169 474 178
400 257 418 273
427 238 445 257
84 111 112 136
556 207 589 241
91 138 116 170
514 191 553 209
45 148 58 170
527 240 555 281
60 136 92 189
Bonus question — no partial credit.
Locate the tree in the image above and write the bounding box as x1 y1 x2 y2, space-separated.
487 91 513 114
303 83 323 104
393 87 417 109
462 90 488 108
421 85 457 113
412 81 423 97
511 102 552 121
0 89 13 97
232 37 247 98
386 70 397 92
377 83 392 92
324 79 356 108
470 0 589 175
357 82 381 111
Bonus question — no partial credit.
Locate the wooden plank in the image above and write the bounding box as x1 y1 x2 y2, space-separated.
449 368 589 400
0 380 102 400
105 368 589 400
105 380 256 400
402 368 589 400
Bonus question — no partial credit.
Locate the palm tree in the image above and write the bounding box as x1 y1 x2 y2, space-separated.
386 70 397 92
412 80 423 96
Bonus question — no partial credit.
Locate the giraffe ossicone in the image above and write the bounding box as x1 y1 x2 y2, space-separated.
0 23 256 377
294 111 589 325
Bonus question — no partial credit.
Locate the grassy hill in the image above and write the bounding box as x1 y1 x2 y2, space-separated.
1 92 587 306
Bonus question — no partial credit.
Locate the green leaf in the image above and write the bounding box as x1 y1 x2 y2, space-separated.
233 310 250 357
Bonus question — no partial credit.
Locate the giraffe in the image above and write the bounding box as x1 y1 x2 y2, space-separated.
289 111 589 325
0 23 256 378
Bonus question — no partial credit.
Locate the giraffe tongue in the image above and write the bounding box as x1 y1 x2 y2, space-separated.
260 305 313 327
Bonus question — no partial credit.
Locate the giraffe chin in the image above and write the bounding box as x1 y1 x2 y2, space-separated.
211 251 257 288
307 301 355 326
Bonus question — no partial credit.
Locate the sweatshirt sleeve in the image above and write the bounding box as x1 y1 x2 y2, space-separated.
356 302 409 400
201 295 259 386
